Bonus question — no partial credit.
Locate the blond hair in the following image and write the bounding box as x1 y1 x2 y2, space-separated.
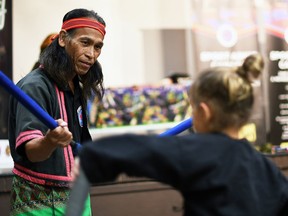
190 53 264 131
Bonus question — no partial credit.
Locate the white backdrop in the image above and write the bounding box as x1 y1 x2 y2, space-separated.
12 0 190 87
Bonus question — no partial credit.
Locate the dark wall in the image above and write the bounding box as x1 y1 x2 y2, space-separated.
0 0 12 139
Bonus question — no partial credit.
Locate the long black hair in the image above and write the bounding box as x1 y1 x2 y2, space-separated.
39 8 106 105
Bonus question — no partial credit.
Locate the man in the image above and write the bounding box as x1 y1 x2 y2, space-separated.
8 8 106 216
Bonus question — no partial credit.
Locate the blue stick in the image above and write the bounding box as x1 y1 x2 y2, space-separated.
0 70 58 129
159 117 193 136
0 70 192 154
0 70 81 153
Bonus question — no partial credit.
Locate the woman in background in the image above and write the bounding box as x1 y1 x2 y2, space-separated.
31 33 57 70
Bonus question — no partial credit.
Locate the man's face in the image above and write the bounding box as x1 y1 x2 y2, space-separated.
60 27 104 76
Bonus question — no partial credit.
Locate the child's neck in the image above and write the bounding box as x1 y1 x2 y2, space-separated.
222 127 240 139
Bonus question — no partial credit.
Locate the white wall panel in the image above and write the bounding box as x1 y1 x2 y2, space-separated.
13 0 187 87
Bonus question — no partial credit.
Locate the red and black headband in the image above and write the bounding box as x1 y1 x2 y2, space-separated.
53 17 106 39
61 18 106 36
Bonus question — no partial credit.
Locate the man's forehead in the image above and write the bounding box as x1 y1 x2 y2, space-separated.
73 27 104 41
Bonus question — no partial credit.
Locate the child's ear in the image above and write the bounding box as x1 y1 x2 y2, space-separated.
58 30 68 47
199 102 212 122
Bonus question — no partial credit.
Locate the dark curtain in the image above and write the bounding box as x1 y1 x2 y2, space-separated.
0 0 12 139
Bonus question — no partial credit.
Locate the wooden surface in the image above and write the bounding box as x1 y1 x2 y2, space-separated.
0 176 182 216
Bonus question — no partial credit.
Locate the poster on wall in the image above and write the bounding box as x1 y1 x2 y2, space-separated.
265 1 288 147
0 0 12 139
189 0 266 146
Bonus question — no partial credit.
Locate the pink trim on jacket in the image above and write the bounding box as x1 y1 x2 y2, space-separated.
14 85 75 186
55 85 73 176
13 164 71 184
13 168 46 185
55 85 68 124
16 130 43 148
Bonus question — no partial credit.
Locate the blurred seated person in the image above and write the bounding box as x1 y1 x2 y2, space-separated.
161 72 190 86
32 33 57 70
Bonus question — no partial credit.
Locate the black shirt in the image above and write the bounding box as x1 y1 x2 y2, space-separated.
80 133 288 216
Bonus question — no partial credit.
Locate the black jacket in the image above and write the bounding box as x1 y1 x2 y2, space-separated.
80 133 288 216
9 69 91 186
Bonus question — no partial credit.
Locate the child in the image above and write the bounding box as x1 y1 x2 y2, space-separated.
75 53 288 215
